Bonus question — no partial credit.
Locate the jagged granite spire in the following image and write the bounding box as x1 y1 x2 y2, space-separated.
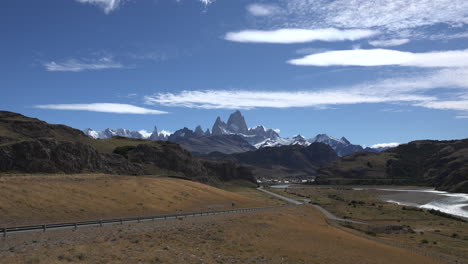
149 126 159 141
226 110 248 134
194 125 204 137
340 137 351 145
212 116 227 135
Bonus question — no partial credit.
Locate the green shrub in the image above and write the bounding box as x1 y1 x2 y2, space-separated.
113 146 136 158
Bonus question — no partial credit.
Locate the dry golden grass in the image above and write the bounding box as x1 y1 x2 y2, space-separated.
0 174 269 227
0 206 443 264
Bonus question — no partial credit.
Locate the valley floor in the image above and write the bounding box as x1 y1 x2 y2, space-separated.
0 175 454 263
269 185 468 263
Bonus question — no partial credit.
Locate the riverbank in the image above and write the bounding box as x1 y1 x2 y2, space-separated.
267 186 468 263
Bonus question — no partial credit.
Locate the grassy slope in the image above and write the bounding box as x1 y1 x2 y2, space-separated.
0 112 91 146
87 137 154 154
0 175 270 226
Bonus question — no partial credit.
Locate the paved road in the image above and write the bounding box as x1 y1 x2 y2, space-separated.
258 186 370 225
257 186 303 205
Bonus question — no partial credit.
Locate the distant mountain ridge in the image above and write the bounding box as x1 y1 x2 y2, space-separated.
83 110 394 156
84 127 171 141
202 142 339 180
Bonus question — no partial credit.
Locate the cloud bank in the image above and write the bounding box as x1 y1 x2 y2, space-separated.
145 68 468 115
225 28 379 44
35 103 168 115
146 89 432 109
266 0 468 33
44 57 123 72
288 49 468 67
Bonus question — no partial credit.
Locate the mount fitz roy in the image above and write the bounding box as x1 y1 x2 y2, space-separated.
83 110 392 156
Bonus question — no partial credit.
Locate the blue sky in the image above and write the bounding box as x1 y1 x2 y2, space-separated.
1 0 468 147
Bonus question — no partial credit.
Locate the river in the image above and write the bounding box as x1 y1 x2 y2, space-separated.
371 188 468 220
270 185 468 220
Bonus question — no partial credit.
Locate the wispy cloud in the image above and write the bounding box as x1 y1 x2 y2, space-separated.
246 4 279 16
145 89 432 110
288 49 468 67
35 103 168 115
369 39 410 47
76 0 214 13
262 0 468 34
370 143 400 149
225 28 379 44
145 68 468 116
199 0 215 5
75 0 122 14
44 57 123 72
415 100 468 111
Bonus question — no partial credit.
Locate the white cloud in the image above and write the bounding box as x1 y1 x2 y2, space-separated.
199 0 215 5
144 68 468 118
44 57 123 72
144 89 433 110
246 4 279 16
76 0 122 14
35 103 168 115
225 28 379 44
76 0 213 13
369 39 410 47
415 101 468 111
288 49 468 67
270 0 468 33
370 143 400 149
455 115 468 119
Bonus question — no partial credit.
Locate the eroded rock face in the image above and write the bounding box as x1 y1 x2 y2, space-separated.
202 159 256 183
0 138 143 175
317 139 468 194
127 142 209 182
226 110 249 135
0 138 101 173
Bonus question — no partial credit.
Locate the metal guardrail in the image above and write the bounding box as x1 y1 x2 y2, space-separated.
1 205 296 237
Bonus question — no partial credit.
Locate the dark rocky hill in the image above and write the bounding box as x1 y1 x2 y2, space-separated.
171 134 256 154
202 142 338 179
0 111 90 144
317 139 468 193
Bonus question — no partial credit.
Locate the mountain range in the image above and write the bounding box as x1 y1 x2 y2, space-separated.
1 110 467 194
84 110 391 156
